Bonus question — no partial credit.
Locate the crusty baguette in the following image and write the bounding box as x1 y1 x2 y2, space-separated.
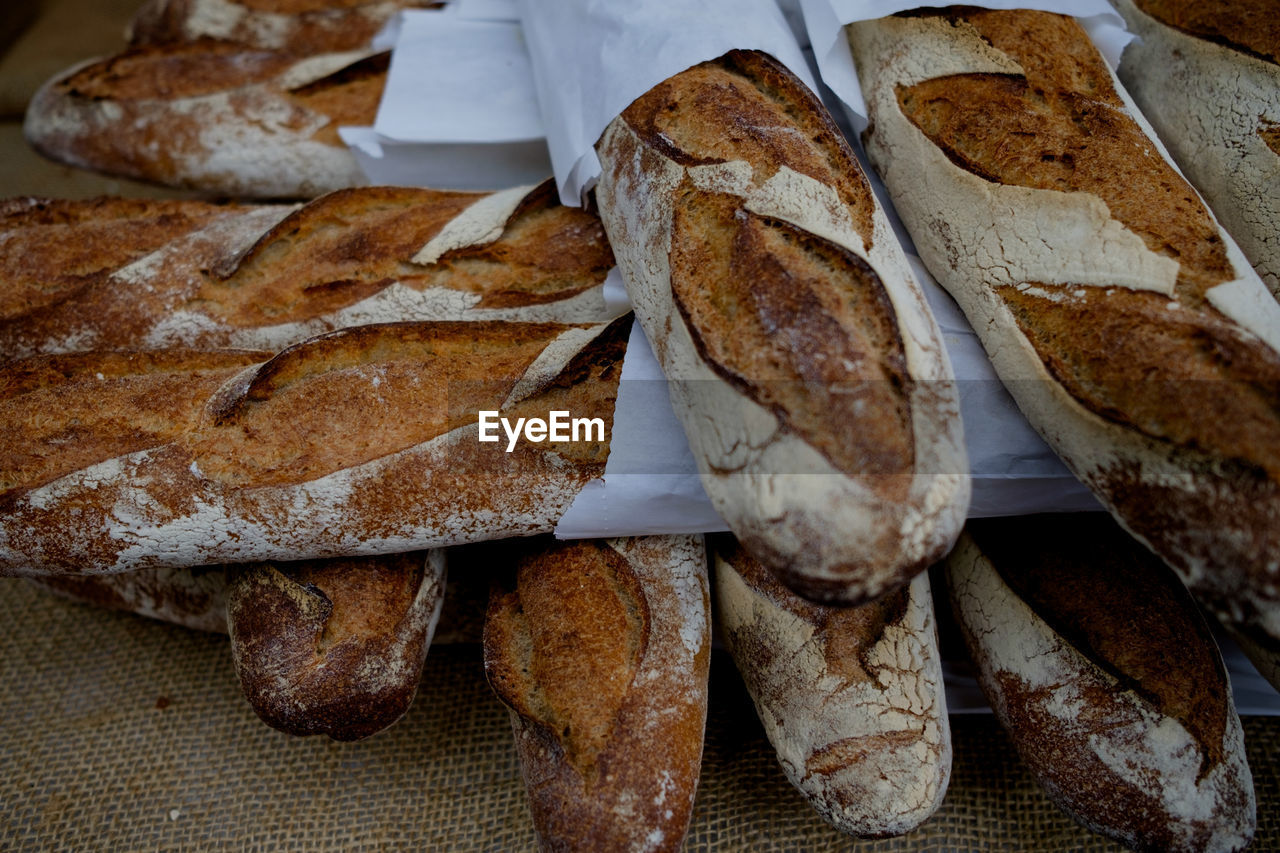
849 9 1280 647
594 49 968 606
128 0 438 54
712 535 949 838
0 314 630 576
483 535 710 853
23 40 383 198
0 182 615 358
947 515 1255 852
1112 0 1280 299
226 550 444 741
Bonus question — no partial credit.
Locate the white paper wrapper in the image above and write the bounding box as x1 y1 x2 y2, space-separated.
516 0 817 205
341 3 554 190
799 0 1133 133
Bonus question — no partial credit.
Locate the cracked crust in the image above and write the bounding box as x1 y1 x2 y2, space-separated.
226 549 445 741
947 518 1255 851
1114 0 1280 299
713 535 949 838
128 0 441 53
0 315 631 576
482 535 709 853
22 40 382 198
0 182 615 359
594 48 968 607
850 8 1280 647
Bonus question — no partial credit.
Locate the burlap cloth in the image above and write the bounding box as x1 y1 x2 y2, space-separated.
1 578 1275 851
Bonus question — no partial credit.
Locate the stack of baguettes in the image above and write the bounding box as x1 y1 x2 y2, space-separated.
5 1 1274 850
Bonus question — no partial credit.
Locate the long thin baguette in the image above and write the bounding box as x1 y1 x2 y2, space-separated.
713 535 949 838
948 515 1255 851
24 40 383 198
849 9 1280 646
0 314 630 576
0 182 615 358
483 535 710 852
227 550 445 741
594 49 968 606
128 0 438 54
1112 0 1280 299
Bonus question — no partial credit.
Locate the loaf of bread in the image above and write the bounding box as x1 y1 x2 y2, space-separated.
0 314 630 576
0 182 615 358
24 40 383 197
848 9 1280 648
594 49 968 606
1112 0 1280 300
128 0 436 54
713 535 949 838
227 549 444 741
483 535 709 852
947 514 1255 851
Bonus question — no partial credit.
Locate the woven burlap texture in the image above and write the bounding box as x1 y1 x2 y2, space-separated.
2 578 1276 851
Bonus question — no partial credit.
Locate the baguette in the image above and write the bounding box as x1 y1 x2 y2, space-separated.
848 9 1280 646
227 550 445 740
0 182 615 358
1112 0 1280 299
947 515 1255 851
483 535 710 852
0 314 630 576
128 0 438 54
713 535 949 838
594 49 968 606
23 40 383 198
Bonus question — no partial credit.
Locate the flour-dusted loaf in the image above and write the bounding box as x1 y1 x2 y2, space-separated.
24 40 383 198
1112 0 1280 299
713 535 949 838
0 314 631 576
0 182 615 358
129 0 437 54
594 49 968 606
849 9 1280 648
483 535 710 852
227 549 445 741
947 515 1256 851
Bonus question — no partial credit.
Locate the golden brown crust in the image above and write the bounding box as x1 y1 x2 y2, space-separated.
484 539 650 779
597 48 967 606
0 349 267 496
0 182 615 357
967 515 1229 775
483 536 709 853
1133 0 1280 66
668 191 913 490
227 550 443 740
621 50 877 246
0 314 631 575
0 197 242 323
949 519 1256 851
